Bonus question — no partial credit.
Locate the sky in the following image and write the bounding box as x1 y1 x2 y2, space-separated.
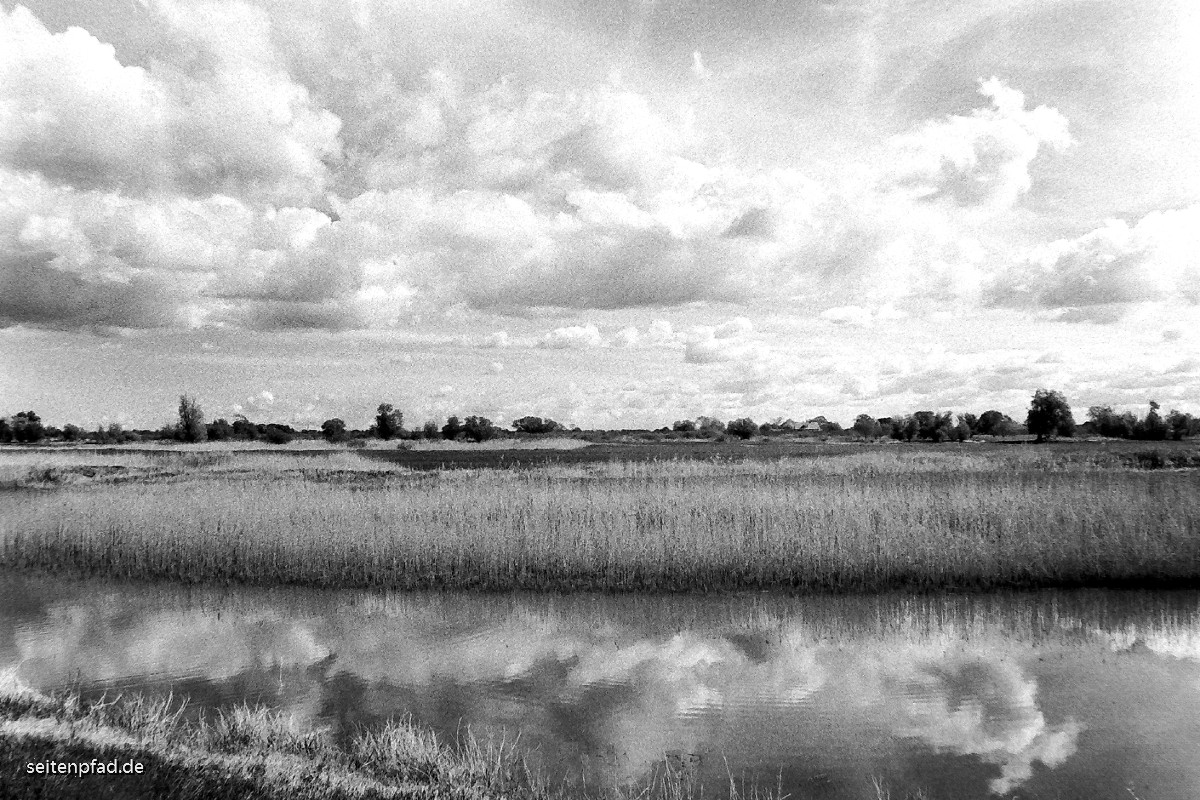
1 0 1198 430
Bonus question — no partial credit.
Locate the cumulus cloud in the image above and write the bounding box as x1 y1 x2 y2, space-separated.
683 321 759 364
713 317 753 338
988 204 1200 313
884 77 1071 208
612 326 641 347
481 331 511 348
820 304 906 327
0 3 1094 333
880 655 1081 795
820 305 874 327
0 4 341 203
0 250 187 330
539 323 605 349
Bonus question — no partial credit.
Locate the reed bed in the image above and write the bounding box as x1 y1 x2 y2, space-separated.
3 448 1198 592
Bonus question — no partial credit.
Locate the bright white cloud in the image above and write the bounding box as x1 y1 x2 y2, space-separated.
539 323 605 349
0 2 1089 336
0 4 341 203
989 204 1200 311
885 77 1070 209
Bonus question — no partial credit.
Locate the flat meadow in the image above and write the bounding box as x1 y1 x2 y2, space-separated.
2 440 1198 592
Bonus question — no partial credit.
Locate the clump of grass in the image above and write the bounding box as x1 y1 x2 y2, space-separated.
2 450 1199 592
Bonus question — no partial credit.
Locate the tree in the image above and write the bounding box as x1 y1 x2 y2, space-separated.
231 416 258 440
176 395 207 443
11 411 45 443
1026 389 1074 442
974 410 1005 436
891 415 918 442
61 423 86 442
952 415 973 442
1167 409 1195 441
512 416 564 435
852 414 882 439
375 403 403 440
421 420 440 439
1086 405 1132 438
206 418 233 441
913 410 954 442
726 418 759 439
263 424 294 445
672 419 697 432
321 418 348 443
695 416 726 437
0 418 10 443
441 416 464 440
94 423 133 445
960 413 979 436
1133 400 1168 441
462 415 497 442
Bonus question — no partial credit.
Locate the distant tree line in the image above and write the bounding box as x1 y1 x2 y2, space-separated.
4 389 1198 447
1085 401 1198 441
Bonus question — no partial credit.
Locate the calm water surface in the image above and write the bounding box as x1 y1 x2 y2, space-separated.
2 573 1198 800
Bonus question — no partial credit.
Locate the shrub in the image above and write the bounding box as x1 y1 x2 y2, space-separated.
321 418 348 443
263 425 294 445
726 418 759 439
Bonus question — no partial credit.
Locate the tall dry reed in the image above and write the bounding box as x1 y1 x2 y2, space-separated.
3 448 1198 591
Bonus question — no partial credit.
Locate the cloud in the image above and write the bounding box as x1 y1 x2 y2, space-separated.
539 323 604 349
0 250 187 330
612 326 641 347
713 317 753 338
884 77 1071 208
820 304 906 327
987 205 1200 313
0 5 1115 335
820 305 874 327
0 4 341 203
879 655 1081 795
683 321 759 364
481 331 511 348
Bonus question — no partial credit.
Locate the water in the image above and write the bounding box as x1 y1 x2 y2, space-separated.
2 572 1198 800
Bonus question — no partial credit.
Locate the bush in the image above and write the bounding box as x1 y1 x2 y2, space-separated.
263 425 294 445
462 416 497 443
852 414 882 439
9 411 45 443
441 416 464 440
726 418 759 439
61 423 86 442
321 418 348 443
206 419 233 441
512 416 564 435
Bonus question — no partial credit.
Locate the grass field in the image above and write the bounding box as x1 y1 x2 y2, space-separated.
2 442 1198 592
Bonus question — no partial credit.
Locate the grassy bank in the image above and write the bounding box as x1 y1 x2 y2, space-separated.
0 676 548 800
1 679 929 800
3 446 1199 592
